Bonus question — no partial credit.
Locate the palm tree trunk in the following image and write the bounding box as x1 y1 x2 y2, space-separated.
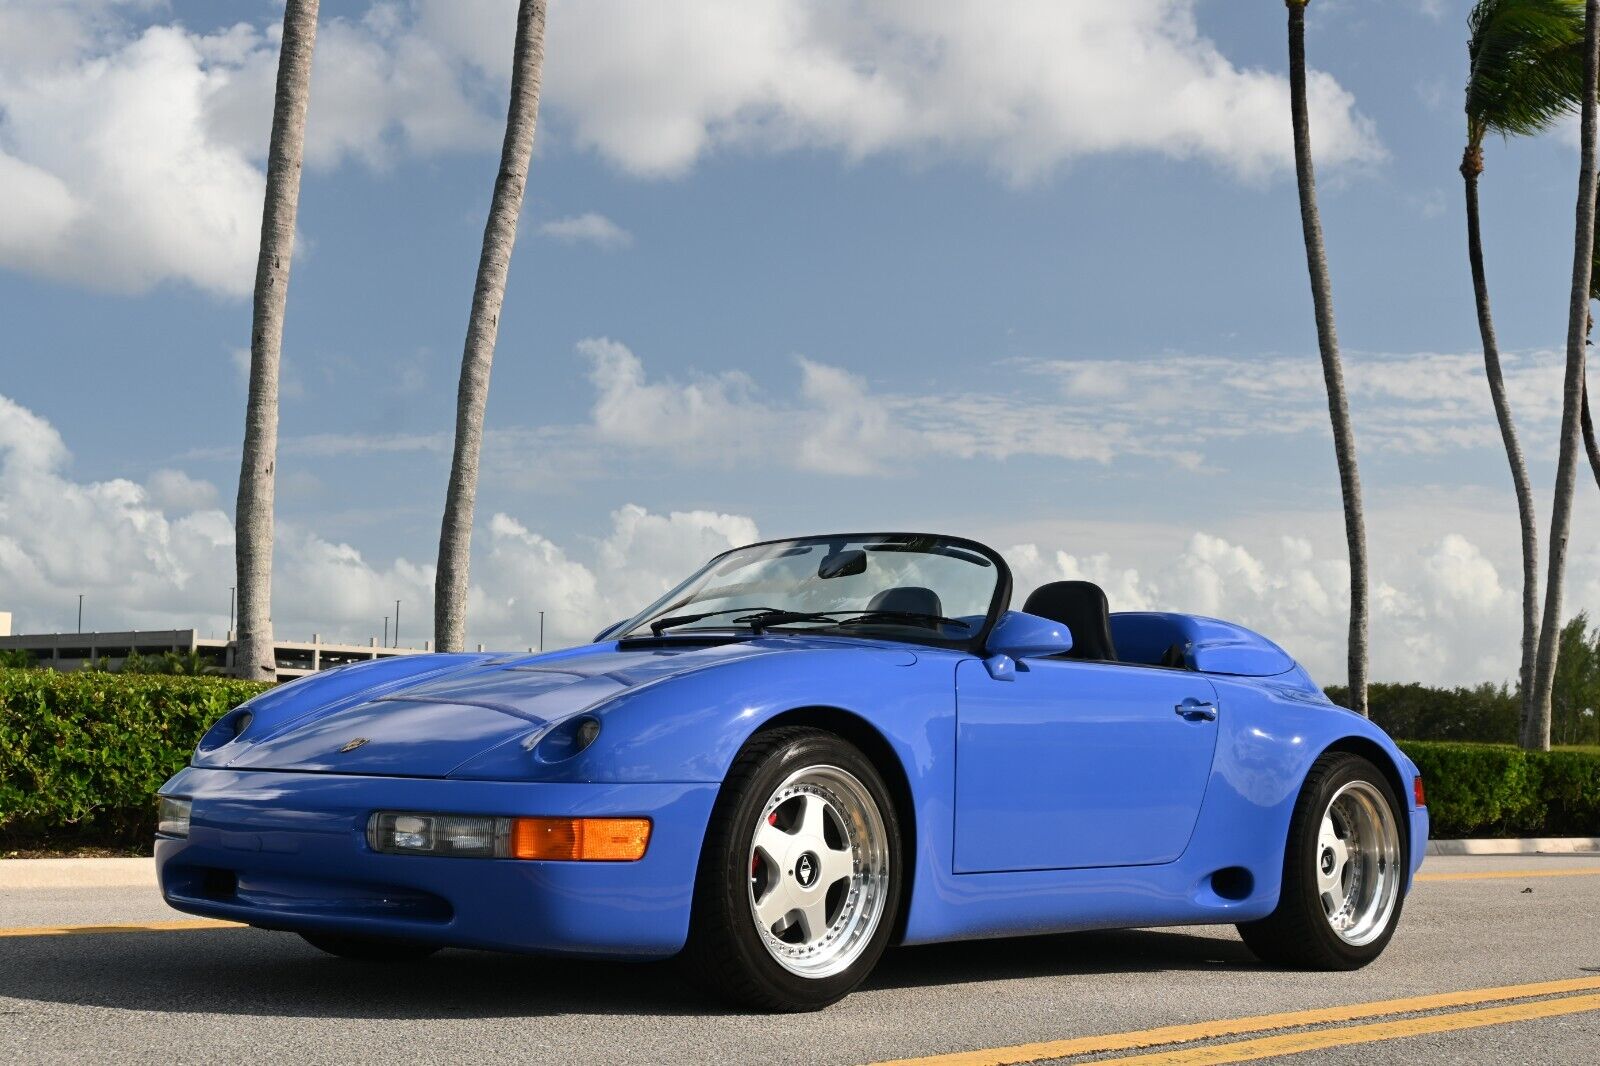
234 0 318 682
1583 374 1600 491
1530 0 1600 751
1286 0 1369 716
1462 146 1542 729
434 0 547 653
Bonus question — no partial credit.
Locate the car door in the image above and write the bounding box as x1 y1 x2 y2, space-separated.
953 656 1221 872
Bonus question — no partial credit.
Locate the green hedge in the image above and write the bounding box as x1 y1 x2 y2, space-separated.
4 666 1599 849
1399 741 1600 838
0 667 268 851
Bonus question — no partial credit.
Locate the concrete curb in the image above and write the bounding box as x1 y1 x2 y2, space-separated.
0 857 155 890
1426 837 1600 857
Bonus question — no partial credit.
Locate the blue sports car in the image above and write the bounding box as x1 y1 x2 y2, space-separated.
157 532 1427 1011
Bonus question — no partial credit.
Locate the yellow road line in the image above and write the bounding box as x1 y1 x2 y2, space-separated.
0 918 244 937
1417 867 1600 882
865 976 1600 1066
1095 992 1600 1064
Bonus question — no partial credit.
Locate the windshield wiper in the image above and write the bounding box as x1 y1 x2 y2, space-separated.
649 607 785 635
734 610 843 632
647 607 972 637
832 610 973 632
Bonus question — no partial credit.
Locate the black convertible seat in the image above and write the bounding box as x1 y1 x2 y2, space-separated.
1022 580 1118 661
867 586 943 617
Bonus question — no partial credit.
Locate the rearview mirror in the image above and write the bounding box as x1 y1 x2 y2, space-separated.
818 549 867 579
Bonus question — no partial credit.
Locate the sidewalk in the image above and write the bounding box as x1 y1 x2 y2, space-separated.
0 857 154 890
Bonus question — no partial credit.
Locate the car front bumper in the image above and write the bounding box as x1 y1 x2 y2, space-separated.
155 767 718 959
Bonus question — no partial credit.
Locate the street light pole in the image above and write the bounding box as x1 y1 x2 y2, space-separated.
383 616 389 648
395 600 401 648
539 611 544 653
77 594 83 634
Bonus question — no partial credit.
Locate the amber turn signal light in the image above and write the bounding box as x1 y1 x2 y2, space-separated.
510 817 651 861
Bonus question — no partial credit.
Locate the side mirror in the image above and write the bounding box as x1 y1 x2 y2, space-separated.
986 610 1073 662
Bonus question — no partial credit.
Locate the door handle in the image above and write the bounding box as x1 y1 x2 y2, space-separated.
1175 700 1218 721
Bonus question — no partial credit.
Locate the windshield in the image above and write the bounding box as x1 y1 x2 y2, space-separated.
615 533 1006 648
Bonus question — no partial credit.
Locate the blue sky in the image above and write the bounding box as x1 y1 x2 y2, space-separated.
1 0 1597 686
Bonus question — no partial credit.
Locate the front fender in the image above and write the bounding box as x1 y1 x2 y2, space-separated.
485 646 958 784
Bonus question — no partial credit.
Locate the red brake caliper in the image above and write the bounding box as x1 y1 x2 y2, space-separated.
754 811 778 874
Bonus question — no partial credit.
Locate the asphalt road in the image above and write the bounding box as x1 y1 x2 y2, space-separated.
2 855 1597 1065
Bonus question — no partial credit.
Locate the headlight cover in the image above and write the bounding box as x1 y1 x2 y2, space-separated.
157 795 192 838
367 811 650 861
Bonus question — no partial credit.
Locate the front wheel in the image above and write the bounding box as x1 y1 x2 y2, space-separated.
1238 751 1406 969
684 727 902 1011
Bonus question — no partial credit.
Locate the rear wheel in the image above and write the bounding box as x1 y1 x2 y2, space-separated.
299 932 441 962
684 727 902 1011
1238 752 1406 969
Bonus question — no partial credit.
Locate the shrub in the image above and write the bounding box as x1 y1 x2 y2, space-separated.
0 667 269 851
1326 682 1519 744
1400 741 1600 838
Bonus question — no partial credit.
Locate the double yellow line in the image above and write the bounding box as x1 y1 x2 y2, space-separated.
870 976 1600 1065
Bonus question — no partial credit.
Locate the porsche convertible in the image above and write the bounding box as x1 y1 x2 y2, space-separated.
156 532 1427 1011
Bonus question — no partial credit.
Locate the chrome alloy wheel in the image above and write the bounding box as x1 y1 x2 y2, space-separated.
1316 779 1401 946
747 764 891 979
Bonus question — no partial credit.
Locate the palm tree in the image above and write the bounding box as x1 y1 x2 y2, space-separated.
1463 0 1585 734
434 0 547 653
1530 0 1600 750
1584 378 1600 490
1285 0 1369 716
234 0 319 682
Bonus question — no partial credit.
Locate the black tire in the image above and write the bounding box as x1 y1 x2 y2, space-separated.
683 727 903 1012
1238 751 1407 970
299 932 442 962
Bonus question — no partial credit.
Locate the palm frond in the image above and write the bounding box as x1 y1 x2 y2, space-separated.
1466 0 1587 142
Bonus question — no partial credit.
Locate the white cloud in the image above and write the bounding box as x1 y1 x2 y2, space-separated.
538 212 634 250
0 0 1379 294
578 339 1574 476
5 390 1600 687
0 23 266 295
0 1 498 296
1003 528 1518 688
145 469 220 513
0 391 754 650
525 0 1383 183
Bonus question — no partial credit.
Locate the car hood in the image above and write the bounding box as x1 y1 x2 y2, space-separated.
199 638 914 778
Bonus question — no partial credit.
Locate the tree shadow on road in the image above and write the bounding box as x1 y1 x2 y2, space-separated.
0 924 1258 1020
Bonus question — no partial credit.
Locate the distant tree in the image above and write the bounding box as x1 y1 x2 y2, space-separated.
116 651 157 674
434 0 548 653
161 651 217 676
0 649 36 669
1329 681 1520 743
1551 613 1600 744
1531 0 1600 750
1463 0 1586 733
235 0 319 681
1284 0 1369 716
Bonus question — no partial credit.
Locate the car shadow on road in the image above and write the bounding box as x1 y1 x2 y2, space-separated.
870 927 1258 991
0 925 1258 1020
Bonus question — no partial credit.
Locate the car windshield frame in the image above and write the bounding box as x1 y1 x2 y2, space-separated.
612 532 1013 653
